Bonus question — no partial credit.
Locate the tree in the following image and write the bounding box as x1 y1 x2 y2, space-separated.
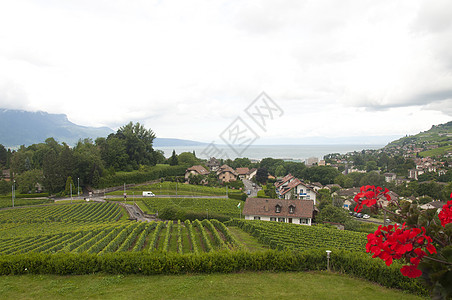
115 122 156 168
178 152 198 166
256 168 268 185
65 176 75 196
16 169 43 194
316 204 350 224
168 150 178 166
0 144 8 168
0 180 11 195
275 165 286 177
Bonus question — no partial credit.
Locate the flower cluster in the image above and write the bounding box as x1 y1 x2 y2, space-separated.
353 185 391 212
366 223 436 278
438 194 452 227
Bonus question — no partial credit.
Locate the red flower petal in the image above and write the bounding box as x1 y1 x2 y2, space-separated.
400 265 422 278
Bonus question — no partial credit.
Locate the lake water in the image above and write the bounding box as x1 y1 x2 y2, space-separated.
155 144 384 161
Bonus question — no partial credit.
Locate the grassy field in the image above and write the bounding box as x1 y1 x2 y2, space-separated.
0 272 425 300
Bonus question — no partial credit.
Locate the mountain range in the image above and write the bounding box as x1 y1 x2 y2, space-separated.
0 109 206 148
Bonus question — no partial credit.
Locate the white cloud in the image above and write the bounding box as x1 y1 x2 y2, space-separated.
0 0 451 143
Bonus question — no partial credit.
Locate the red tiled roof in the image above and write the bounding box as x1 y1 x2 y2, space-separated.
275 173 294 188
186 165 209 175
236 167 250 175
243 198 314 219
217 164 238 176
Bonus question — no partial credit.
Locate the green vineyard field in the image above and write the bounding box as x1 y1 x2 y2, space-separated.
229 219 368 252
0 202 241 255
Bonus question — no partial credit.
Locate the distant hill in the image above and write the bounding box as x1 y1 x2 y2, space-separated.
0 109 114 147
0 109 208 148
385 121 452 156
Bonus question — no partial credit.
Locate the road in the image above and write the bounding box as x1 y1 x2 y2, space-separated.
242 179 261 197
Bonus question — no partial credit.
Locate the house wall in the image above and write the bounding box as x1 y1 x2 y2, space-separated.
244 215 311 225
185 170 198 180
282 185 316 205
219 171 236 182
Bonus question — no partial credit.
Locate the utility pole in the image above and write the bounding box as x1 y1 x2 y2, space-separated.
77 177 80 199
12 180 15 208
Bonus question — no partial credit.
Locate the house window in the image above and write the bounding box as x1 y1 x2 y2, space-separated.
289 205 295 214
254 216 261 220
278 217 285 222
300 218 307 224
275 204 281 213
270 217 277 221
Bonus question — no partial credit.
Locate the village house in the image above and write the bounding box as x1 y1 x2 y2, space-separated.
420 201 446 212
216 164 238 183
184 165 209 182
384 172 397 183
243 197 314 225
275 174 295 190
276 178 317 204
247 168 257 180
206 157 220 172
236 167 250 180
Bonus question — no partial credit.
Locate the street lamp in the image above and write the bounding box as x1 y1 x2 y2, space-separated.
326 250 332 271
77 177 80 199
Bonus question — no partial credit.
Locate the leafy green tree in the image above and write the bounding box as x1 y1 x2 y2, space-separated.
0 144 7 168
153 150 166 164
115 122 156 168
366 160 378 172
275 165 286 177
316 204 350 224
168 150 178 166
16 169 44 194
178 152 198 166
73 139 104 187
0 180 11 195
256 168 268 185
302 166 340 185
65 176 75 196
96 136 128 170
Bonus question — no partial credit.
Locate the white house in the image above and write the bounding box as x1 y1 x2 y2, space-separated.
277 178 317 205
243 198 314 225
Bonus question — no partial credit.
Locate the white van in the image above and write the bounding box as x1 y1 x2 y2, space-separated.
142 191 155 197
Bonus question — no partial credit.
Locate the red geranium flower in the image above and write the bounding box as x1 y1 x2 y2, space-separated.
354 185 390 212
400 265 422 278
438 197 452 228
366 223 436 278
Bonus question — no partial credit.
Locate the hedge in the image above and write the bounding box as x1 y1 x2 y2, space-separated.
98 166 186 188
0 250 427 295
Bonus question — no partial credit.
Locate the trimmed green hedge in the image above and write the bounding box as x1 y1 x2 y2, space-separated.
0 250 427 295
228 192 247 201
98 166 186 188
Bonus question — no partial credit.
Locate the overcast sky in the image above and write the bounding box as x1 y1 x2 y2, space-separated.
1 0 451 144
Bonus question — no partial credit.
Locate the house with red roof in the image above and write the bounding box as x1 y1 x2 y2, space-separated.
185 165 210 182
243 197 314 225
277 179 317 204
236 167 250 180
217 164 238 183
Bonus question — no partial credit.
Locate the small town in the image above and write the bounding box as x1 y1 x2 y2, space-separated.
1 1 452 299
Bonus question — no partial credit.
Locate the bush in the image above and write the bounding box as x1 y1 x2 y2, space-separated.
228 192 247 201
0 251 428 295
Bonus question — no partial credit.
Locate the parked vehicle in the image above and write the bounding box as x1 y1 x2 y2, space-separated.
356 213 363 218
363 214 370 219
